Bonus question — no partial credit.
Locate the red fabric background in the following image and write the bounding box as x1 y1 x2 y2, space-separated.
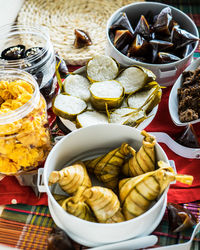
146 87 200 204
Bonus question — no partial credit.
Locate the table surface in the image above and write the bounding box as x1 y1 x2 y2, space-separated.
0 0 200 249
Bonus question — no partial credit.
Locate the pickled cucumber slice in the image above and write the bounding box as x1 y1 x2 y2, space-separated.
52 94 87 120
76 111 108 128
110 107 145 126
87 55 119 82
63 74 91 102
116 66 149 94
90 80 124 111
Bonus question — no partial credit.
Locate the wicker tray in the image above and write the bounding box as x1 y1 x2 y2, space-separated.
17 0 144 65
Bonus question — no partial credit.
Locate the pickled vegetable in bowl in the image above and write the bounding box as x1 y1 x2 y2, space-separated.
0 69 52 175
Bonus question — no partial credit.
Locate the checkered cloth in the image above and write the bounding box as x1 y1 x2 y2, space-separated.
0 203 200 249
0 1 200 249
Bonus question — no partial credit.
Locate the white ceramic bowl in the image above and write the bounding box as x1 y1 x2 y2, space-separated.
106 2 199 86
43 124 169 247
169 57 200 126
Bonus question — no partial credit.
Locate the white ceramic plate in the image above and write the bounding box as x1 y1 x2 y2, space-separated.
169 58 200 126
59 67 159 131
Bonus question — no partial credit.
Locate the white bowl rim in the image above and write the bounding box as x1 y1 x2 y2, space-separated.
168 57 200 126
106 1 199 67
44 123 169 227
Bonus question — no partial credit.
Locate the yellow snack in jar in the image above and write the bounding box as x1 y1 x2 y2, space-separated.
0 79 51 175
0 156 20 174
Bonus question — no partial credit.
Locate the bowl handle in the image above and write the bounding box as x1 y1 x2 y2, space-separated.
151 132 200 159
37 168 47 193
158 66 177 79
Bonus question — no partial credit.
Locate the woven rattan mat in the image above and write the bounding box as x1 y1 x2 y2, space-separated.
17 0 144 65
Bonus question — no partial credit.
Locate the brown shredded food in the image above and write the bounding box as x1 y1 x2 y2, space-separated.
178 66 200 122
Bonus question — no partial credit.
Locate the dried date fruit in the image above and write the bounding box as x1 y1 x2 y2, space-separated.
135 15 150 40
153 7 173 36
74 29 92 49
149 39 173 62
114 29 133 50
157 52 180 63
172 26 199 49
47 226 75 250
128 34 150 58
167 203 197 233
177 124 200 148
109 12 134 36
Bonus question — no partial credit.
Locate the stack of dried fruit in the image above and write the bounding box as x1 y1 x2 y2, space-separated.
53 54 162 128
49 130 193 223
109 7 199 64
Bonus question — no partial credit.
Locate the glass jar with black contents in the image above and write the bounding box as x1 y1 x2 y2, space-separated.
0 24 57 107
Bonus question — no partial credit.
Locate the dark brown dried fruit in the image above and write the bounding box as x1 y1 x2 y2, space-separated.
128 34 150 57
1 45 25 60
177 124 200 148
149 39 173 51
172 26 199 49
47 226 75 250
74 29 92 49
135 15 150 40
149 39 173 62
114 29 134 50
109 12 134 34
167 203 197 233
157 52 180 63
153 7 172 36
177 43 194 58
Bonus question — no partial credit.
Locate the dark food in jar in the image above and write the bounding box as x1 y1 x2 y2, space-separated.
0 44 56 104
25 46 44 58
1 45 25 60
178 66 200 122
109 7 199 64
47 227 75 250
74 29 92 48
167 203 197 233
